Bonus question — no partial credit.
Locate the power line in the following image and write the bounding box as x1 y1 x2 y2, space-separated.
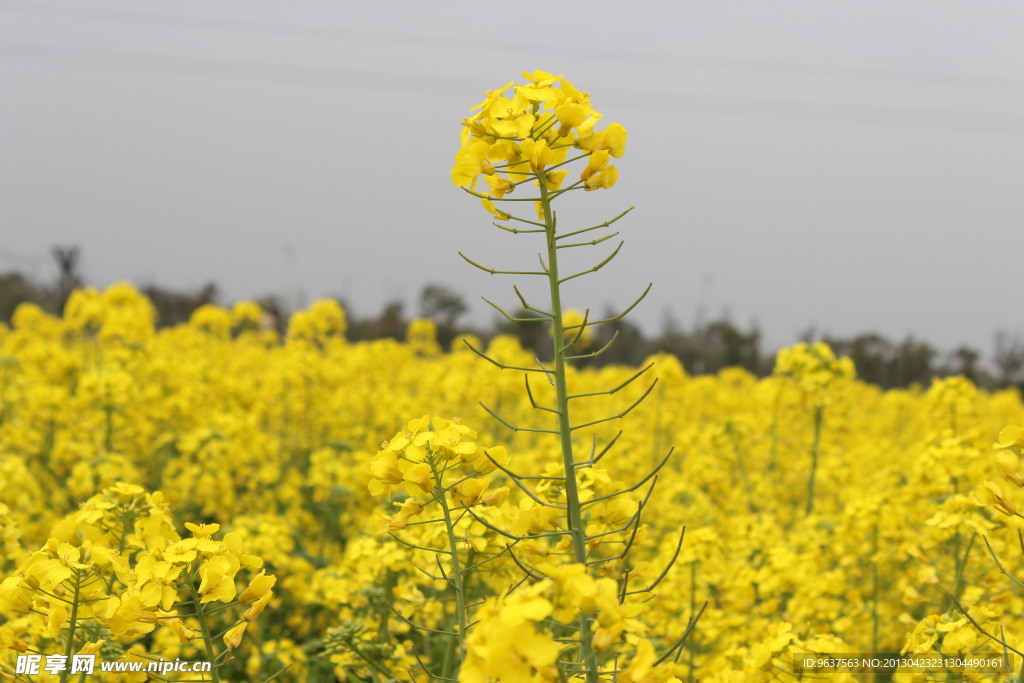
2 43 1023 135
0 43 474 95
3 0 1024 93
0 246 45 267
603 88 1024 134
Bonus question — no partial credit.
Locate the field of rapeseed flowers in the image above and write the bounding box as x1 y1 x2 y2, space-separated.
3 71 1024 682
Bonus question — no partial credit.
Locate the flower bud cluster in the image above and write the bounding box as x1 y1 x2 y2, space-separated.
368 416 511 523
773 342 855 398
452 71 627 220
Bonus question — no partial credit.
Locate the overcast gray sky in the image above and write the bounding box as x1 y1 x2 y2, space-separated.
2 0 1023 355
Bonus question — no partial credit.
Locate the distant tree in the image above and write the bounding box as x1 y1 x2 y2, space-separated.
419 284 467 328
359 300 407 341
141 282 218 326
995 332 1024 389
949 345 981 384
655 318 761 375
496 308 550 360
257 295 287 334
654 313 688 368
798 327 818 345
419 283 468 348
52 246 82 312
703 320 761 373
591 313 648 367
0 271 49 323
825 333 894 387
892 337 936 387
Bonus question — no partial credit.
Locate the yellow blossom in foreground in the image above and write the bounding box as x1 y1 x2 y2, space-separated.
461 583 562 683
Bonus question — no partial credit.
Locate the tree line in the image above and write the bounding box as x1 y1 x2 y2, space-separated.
1 264 1022 392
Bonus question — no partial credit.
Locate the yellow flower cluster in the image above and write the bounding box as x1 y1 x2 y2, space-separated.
368 415 509 503
0 483 274 681
452 71 627 220
2 285 1024 680
773 341 855 399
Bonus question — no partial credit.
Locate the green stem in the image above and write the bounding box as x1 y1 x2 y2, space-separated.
726 424 756 513
871 522 879 655
431 455 468 676
103 404 114 452
805 404 824 516
769 389 780 472
187 574 222 683
538 173 600 683
0 362 9 427
345 643 391 683
950 533 975 608
688 562 697 683
58 570 82 683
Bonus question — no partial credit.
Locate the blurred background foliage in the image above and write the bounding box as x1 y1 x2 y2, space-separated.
2 249 1022 391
